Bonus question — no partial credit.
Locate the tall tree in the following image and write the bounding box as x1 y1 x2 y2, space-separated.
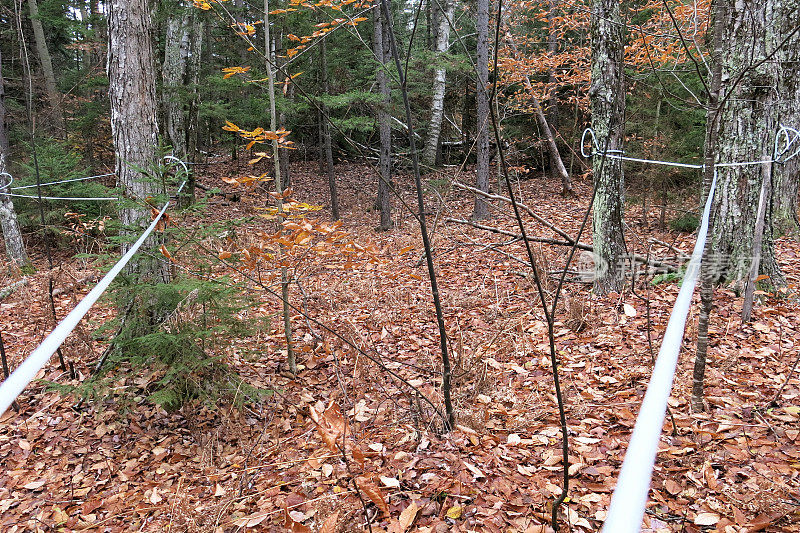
28 0 65 137
374 5 392 230
185 12 204 164
772 0 800 232
472 0 490 220
692 0 725 413
162 2 191 159
707 0 785 290
266 0 296 375
0 47 30 270
108 0 169 281
421 0 454 167
590 0 626 294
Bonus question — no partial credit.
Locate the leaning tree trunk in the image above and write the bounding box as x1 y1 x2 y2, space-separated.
108 0 169 283
709 0 783 292
504 34 574 196
472 0 490 220
772 0 800 233
28 0 65 137
374 5 392 230
421 0 454 167
546 0 573 195
590 0 626 294
0 46 30 271
162 5 191 159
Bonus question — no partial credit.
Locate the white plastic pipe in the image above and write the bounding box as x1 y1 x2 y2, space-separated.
0 202 170 416
601 170 717 532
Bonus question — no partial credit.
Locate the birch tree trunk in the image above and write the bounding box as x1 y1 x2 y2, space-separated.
28 0 65 137
421 0 453 167
0 48 30 270
709 0 783 291
590 0 626 294
108 0 169 282
472 0 490 220
0 177 27 271
374 5 392 230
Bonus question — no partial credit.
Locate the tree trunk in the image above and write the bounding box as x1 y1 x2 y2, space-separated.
321 37 339 220
590 0 626 294
772 0 800 233
108 0 168 282
186 12 203 164
265 0 295 375
692 0 725 413
709 0 783 291
162 7 190 158
28 0 66 137
0 50 30 270
421 0 453 167
374 6 392 230
462 79 475 163
472 0 490 220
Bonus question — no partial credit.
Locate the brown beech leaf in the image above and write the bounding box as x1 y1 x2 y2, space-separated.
283 507 311 533
397 502 420 531
357 478 389 517
319 511 340 533
232 510 270 528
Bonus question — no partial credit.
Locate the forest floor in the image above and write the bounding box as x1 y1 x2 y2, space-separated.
1 160 799 533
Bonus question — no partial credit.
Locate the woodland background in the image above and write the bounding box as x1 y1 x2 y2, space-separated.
0 0 799 531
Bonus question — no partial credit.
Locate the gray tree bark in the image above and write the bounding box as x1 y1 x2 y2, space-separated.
772 0 800 232
162 6 191 158
108 0 169 282
590 0 626 294
186 13 204 164
709 0 783 291
472 0 490 220
0 47 30 270
374 6 392 230
422 0 454 167
692 0 725 413
28 0 65 137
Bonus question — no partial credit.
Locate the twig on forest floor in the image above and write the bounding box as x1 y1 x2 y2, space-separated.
447 217 680 273
767 349 800 408
647 237 690 260
452 180 573 242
